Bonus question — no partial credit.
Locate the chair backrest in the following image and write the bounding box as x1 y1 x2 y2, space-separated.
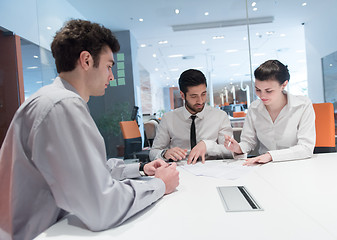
144 120 159 140
233 111 246 118
313 103 336 151
119 120 141 139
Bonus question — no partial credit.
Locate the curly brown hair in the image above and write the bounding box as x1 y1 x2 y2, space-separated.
51 19 120 73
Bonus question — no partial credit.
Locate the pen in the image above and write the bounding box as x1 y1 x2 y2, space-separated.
227 135 233 147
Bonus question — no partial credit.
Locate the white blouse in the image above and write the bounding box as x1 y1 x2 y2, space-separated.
239 92 316 162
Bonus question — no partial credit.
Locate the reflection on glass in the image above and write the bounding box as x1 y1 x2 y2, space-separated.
20 38 57 100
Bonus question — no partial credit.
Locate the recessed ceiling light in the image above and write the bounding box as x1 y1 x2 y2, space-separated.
204 12 209 16
152 54 157 58
36 81 43 84
140 44 146 47
158 40 168 44
280 33 286 37
139 18 144 22
252 2 257 7
201 40 206 44
329 64 333 67
212 35 225 40
33 55 39 59
253 7 257 11
302 2 307 6
175 9 180 14
168 54 183 58
155 68 159 71
166 77 170 80
243 37 247 40
46 26 52 30
266 31 275 35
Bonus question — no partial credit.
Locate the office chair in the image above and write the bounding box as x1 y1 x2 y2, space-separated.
144 119 159 147
233 111 246 118
313 103 336 153
119 120 150 162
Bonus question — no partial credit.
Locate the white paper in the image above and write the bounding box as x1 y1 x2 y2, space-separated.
179 160 258 180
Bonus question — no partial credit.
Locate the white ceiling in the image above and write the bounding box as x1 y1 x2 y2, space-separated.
63 0 317 92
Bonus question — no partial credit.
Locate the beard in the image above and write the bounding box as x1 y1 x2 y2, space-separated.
185 99 205 114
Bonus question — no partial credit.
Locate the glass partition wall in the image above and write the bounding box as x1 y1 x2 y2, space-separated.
2 0 336 154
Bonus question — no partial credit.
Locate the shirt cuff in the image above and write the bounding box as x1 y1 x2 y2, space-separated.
124 163 142 178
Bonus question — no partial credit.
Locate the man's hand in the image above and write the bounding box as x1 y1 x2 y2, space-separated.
224 135 243 154
155 163 180 194
187 141 206 165
164 147 187 161
144 159 168 176
243 153 272 166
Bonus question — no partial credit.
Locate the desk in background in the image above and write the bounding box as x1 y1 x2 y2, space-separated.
35 153 337 240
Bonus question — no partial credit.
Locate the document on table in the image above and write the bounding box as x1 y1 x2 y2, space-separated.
179 160 258 180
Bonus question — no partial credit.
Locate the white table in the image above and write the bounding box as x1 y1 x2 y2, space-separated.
35 153 337 240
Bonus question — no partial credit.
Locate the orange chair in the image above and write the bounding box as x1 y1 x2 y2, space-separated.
233 111 246 118
223 102 230 106
119 120 150 161
313 103 336 153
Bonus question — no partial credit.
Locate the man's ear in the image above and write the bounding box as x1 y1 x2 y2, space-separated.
180 91 185 100
79 51 92 70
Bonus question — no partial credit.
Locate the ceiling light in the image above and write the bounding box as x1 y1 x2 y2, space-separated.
36 81 43 84
243 37 247 40
140 44 146 47
329 64 333 67
302 2 307 6
212 35 225 40
152 54 157 58
266 31 274 35
253 8 258 11
166 77 170 80
172 16 274 31
33 55 39 59
27 66 38 69
204 12 209 16
252 2 257 7
168 54 183 58
158 40 168 44
175 9 180 14
46 26 52 30
139 18 144 22
226 49 238 53
201 40 206 44
155 68 159 71
280 33 286 37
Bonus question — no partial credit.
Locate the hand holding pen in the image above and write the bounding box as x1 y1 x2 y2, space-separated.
224 134 243 154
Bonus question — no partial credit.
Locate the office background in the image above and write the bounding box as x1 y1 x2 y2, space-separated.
1 0 336 157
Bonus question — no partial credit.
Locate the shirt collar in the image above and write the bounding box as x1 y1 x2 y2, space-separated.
54 76 81 97
182 104 208 120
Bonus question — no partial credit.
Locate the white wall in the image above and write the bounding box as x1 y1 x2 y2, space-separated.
305 0 337 103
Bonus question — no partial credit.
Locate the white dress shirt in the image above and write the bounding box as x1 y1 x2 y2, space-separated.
238 92 316 161
0 77 165 240
149 105 233 160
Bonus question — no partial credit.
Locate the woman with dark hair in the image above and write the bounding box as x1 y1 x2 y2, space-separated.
225 60 316 165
